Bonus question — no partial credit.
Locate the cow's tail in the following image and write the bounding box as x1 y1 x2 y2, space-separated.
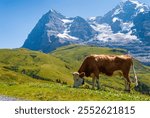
132 61 138 86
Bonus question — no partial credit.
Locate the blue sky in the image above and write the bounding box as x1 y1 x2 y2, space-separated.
0 0 150 49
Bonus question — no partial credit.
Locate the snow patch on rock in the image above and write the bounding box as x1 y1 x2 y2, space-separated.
91 23 138 43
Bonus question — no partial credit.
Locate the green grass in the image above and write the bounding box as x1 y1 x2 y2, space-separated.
0 81 149 101
0 45 150 100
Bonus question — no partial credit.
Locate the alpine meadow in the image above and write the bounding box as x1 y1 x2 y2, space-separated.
0 45 150 100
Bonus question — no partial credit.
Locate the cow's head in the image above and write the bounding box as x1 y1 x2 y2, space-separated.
72 72 85 88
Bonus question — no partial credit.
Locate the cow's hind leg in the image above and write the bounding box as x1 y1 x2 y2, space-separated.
123 72 131 92
124 80 128 91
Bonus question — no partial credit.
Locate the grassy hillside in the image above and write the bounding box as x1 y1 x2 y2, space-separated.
0 48 72 84
0 45 150 100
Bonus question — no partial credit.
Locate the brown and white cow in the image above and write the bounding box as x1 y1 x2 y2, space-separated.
72 54 138 91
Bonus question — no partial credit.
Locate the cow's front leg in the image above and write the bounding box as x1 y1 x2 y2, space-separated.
92 78 96 89
91 73 96 89
96 77 100 89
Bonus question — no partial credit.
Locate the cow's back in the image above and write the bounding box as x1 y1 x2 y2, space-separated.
78 54 133 77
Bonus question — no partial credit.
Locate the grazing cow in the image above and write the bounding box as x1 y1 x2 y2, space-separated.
72 54 138 91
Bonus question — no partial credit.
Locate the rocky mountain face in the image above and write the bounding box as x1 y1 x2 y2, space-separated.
88 0 150 43
22 0 150 65
133 11 150 43
95 0 150 32
69 16 96 41
22 10 96 52
23 10 69 52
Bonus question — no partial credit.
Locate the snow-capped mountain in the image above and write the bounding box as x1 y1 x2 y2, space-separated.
88 0 150 43
22 0 150 65
92 0 149 29
23 9 96 52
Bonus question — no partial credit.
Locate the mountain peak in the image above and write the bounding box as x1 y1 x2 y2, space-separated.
124 0 142 2
50 9 55 12
123 0 141 6
109 0 150 21
49 9 59 14
74 16 85 21
122 0 149 10
46 9 65 19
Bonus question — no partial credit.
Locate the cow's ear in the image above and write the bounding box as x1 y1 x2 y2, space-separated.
79 72 85 78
